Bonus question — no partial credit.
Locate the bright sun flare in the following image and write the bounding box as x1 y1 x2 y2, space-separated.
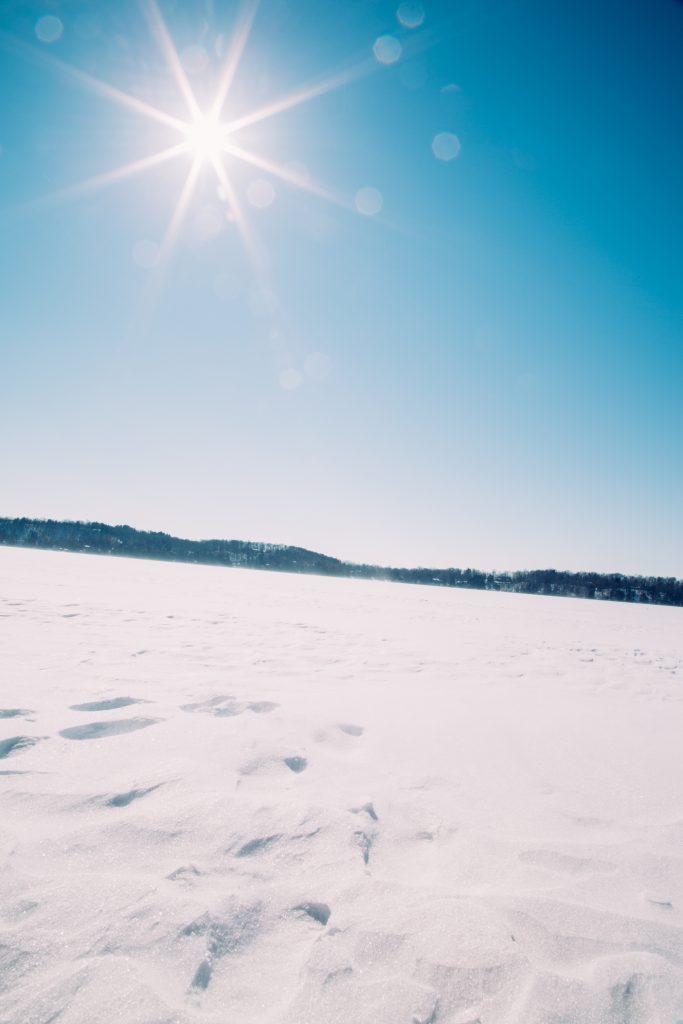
21 0 369 277
183 115 227 164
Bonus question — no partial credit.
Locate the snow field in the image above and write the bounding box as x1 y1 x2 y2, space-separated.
1 547 682 1023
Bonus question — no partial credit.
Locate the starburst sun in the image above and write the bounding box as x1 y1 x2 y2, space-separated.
17 0 371 272
183 115 227 165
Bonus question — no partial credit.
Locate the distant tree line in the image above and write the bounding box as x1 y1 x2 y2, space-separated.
1 517 682 607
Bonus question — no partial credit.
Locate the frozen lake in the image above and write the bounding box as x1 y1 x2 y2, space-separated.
1 547 682 1023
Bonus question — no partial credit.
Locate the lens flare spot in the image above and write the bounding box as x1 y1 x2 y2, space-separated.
35 15 63 44
279 368 302 390
247 179 276 208
373 35 402 65
397 2 425 28
432 131 461 161
355 186 383 216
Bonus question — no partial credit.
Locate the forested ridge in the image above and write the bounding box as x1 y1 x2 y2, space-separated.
1 517 681 606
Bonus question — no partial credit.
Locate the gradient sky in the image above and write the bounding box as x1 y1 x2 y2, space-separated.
1 0 682 575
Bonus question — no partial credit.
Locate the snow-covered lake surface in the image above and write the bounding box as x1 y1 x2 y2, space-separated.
1 547 682 1024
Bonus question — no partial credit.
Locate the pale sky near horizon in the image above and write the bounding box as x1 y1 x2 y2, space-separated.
1 0 682 576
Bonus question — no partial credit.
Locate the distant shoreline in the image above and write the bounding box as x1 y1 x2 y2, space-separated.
1 517 681 607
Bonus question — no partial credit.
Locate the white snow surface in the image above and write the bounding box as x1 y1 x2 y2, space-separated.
1 547 682 1024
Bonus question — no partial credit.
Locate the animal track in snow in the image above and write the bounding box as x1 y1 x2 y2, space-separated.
59 718 161 741
0 736 42 760
284 756 308 773
70 697 146 712
0 709 33 719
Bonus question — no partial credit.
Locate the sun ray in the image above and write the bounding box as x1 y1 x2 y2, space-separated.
222 60 373 136
223 143 349 209
0 30 186 133
141 0 202 122
210 0 260 121
68 68 188 134
26 143 189 211
2 6 377 281
159 158 202 265
210 157 262 271
136 158 201 322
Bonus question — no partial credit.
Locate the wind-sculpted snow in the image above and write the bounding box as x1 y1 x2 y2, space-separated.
1 547 682 1024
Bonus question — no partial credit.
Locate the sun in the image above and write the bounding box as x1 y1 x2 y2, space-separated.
15 0 372 273
183 114 227 165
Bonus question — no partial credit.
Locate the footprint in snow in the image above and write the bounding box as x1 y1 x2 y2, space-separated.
190 958 213 991
235 835 281 857
351 801 378 821
647 897 674 910
237 754 307 776
0 736 43 760
181 695 242 717
59 718 161 740
293 902 331 926
354 830 373 865
338 723 364 737
247 701 278 714
105 783 164 807
70 697 146 712
0 709 33 719
167 864 201 883
181 695 278 717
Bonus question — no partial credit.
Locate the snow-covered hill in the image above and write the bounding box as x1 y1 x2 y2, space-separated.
1 547 682 1023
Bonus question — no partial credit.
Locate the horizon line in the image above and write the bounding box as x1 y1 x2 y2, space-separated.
1 514 681 585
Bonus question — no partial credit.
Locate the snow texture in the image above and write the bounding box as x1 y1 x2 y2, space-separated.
1 546 682 1024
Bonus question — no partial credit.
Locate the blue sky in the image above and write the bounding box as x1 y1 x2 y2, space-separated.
1 0 682 575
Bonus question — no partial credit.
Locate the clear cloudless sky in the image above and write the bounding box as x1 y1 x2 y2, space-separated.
1 0 682 575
